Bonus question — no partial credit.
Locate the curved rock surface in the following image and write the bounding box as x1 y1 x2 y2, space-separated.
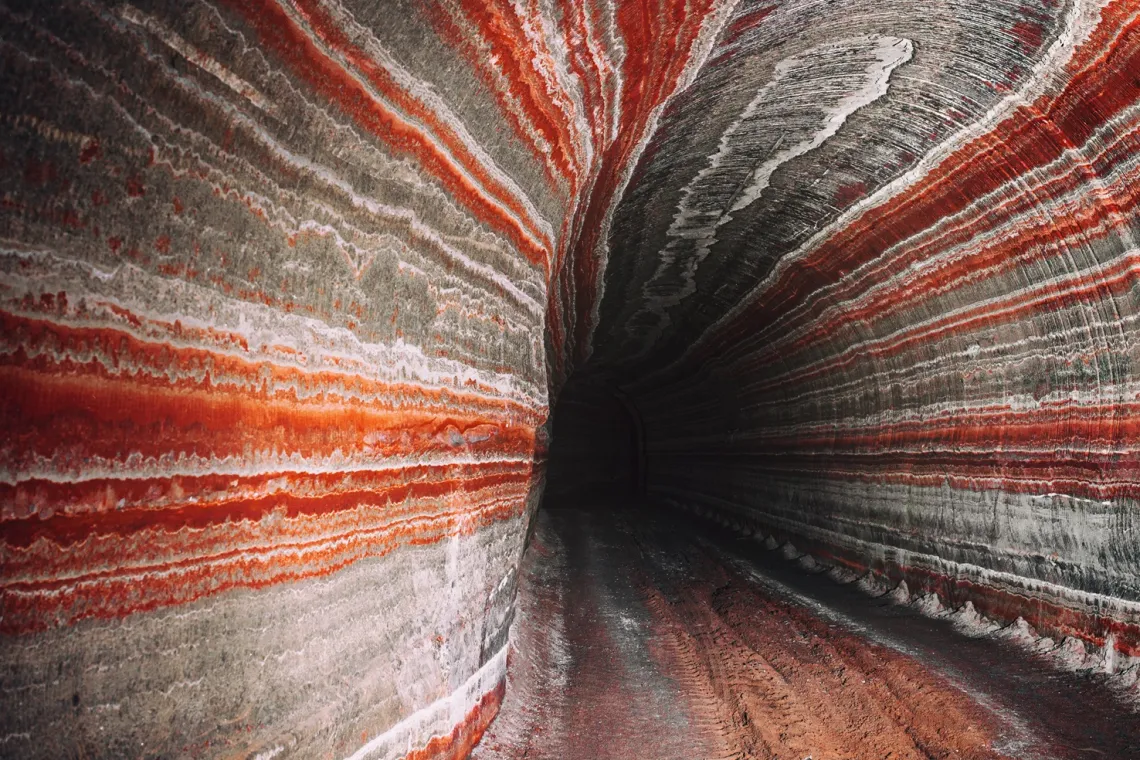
1 0 1139 757
592 0 1140 662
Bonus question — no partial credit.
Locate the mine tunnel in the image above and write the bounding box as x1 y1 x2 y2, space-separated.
3 0 1140 757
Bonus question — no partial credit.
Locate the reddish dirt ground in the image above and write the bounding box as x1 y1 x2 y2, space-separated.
637 561 1008 759
471 507 1140 760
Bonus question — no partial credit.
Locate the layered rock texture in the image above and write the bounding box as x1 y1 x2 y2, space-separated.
2 0 1140 756
592 0 1140 663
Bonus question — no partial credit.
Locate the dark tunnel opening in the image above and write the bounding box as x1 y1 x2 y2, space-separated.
542 378 645 510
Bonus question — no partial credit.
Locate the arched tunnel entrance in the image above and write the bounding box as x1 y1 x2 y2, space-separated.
543 379 645 509
3 1 1140 758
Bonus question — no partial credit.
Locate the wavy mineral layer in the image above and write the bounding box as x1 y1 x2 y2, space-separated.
2 0 1140 756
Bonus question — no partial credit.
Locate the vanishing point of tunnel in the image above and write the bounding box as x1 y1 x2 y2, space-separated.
2 0 1140 757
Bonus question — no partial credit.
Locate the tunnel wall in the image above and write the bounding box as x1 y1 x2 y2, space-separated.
589 0 1140 657
0 0 729 757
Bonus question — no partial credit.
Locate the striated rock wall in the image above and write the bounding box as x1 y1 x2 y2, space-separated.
5 0 1140 755
592 0 1140 659
0 0 727 757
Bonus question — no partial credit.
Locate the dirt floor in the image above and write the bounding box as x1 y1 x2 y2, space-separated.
472 507 1140 760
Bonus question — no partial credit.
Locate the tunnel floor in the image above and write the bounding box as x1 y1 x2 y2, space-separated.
471 507 1140 760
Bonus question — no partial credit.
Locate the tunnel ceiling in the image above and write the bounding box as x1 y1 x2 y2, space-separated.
588 0 1133 386
2 0 1140 757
